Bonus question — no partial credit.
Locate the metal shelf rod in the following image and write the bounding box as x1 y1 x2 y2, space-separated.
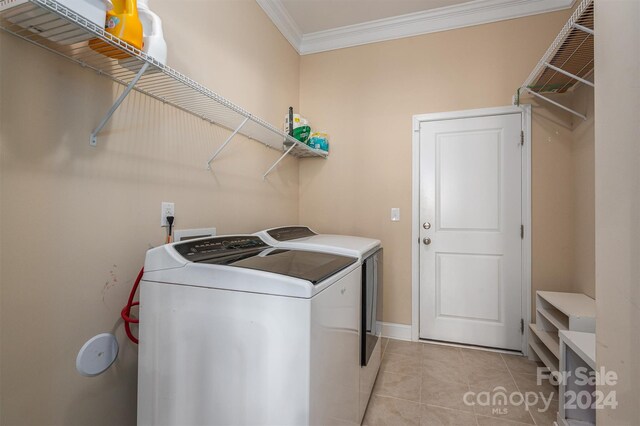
525 88 586 121
90 62 150 146
558 59 594 92
543 62 594 88
572 23 594 35
263 142 297 180
206 117 249 169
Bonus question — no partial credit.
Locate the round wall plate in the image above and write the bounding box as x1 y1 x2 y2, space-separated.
76 333 119 377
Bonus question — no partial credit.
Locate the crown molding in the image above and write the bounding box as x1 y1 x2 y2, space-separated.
258 0 575 56
256 0 303 53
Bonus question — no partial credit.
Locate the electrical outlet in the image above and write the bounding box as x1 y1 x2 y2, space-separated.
161 202 175 227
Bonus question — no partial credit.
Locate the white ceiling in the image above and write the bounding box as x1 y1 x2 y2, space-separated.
279 0 471 34
256 0 576 55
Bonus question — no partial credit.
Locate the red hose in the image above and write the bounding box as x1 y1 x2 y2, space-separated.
121 267 144 344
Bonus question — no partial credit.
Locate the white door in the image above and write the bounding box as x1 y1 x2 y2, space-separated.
419 113 523 350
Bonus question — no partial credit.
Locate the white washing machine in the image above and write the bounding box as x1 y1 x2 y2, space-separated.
254 226 383 421
137 235 362 426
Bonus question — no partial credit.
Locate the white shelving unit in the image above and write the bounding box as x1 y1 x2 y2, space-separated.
515 0 594 120
0 0 328 179
558 331 596 426
529 291 595 374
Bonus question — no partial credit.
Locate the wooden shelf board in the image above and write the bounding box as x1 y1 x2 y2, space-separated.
537 291 596 319
537 306 569 331
559 330 596 369
529 337 559 374
529 323 560 358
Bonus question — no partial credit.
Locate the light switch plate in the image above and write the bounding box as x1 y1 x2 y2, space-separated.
391 208 400 221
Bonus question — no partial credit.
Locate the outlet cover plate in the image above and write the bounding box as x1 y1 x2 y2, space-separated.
161 202 175 227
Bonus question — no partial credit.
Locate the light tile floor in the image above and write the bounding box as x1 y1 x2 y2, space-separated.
363 338 558 426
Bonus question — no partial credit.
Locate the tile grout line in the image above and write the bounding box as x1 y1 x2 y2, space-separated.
420 344 479 420
465 347 479 426
462 349 536 425
501 353 539 426
461 348 481 425
382 340 546 425
458 349 480 426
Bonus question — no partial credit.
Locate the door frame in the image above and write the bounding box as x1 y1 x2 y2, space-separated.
411 105 532 355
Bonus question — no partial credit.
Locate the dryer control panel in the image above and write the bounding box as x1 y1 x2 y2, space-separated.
266 226 317 241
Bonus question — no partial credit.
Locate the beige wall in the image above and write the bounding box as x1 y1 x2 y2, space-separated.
0 1 610 423
530 96 576 318
0 1 299 424
594 0 640 424
571 84 595 298
299 11 575 325
526 83 595 313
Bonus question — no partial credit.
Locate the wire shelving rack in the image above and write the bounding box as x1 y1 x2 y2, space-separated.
515 0 594 120
0 0 327 178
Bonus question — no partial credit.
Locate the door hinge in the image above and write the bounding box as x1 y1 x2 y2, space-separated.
521 224 524 239
520 130 524 146
521 318 524 334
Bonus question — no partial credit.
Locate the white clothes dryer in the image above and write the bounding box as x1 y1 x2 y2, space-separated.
254 226 384 421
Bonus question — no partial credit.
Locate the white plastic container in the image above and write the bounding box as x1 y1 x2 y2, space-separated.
284 113 308 134
118 0 167 72
138 2 167 64
1 0 109 44
59 0 108 27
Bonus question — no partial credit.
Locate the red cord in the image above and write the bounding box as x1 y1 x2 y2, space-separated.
121 267 144 344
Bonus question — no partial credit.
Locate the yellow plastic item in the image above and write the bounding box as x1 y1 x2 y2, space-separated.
105 0 143 48
89 0 143 59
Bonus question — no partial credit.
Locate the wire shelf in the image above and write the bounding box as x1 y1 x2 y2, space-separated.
0 0 328 163
516 0 594 120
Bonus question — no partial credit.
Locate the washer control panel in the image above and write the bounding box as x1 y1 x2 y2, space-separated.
174 236 268 262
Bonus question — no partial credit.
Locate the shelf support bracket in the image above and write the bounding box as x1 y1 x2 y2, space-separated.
543 62 594 88
524 88 587 121
206 117 250 170
90 62 149 146
263 141 297 180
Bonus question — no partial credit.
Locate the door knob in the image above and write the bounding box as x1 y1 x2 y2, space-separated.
423 237 431 245
423 222 431 229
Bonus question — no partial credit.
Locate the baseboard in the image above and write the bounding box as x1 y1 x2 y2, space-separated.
378 321 412 341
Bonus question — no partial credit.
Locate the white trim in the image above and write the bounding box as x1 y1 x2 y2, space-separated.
379 321 413 341
520 104 532 356
259 0 575 55
413 105 527 124
255 0 302 53
411 105 532 354
418 339 522 355
411 117 421 342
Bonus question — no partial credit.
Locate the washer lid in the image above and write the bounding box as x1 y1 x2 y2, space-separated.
207 248 356 285
173 235 357 285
